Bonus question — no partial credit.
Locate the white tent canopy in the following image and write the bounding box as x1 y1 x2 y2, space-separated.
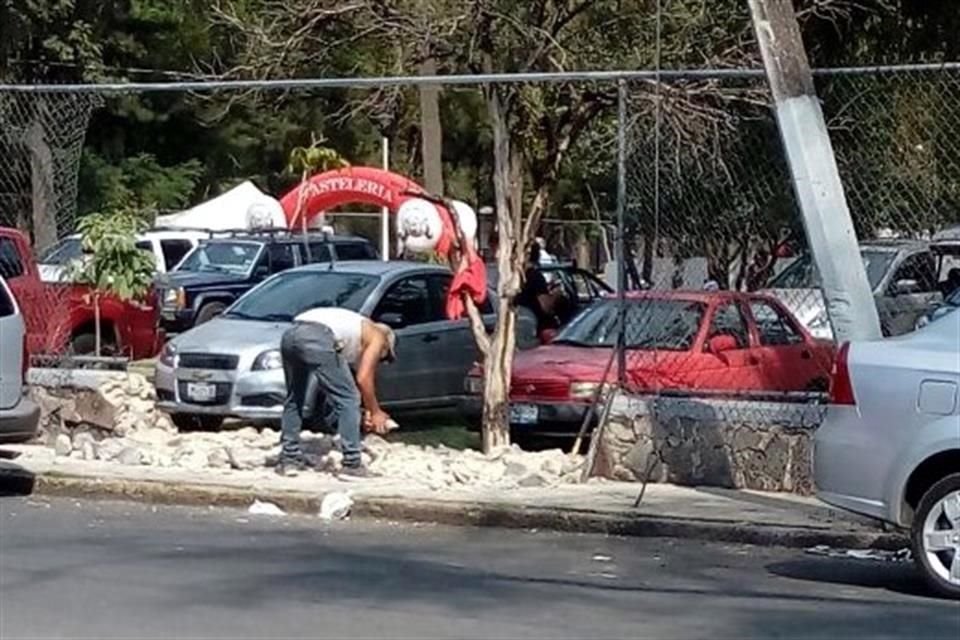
155 181 288 231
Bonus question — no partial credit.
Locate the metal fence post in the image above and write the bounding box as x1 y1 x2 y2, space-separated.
616 79 628 387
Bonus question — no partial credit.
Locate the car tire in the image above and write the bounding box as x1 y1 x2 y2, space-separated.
911 473 960 600
195 302 227 326
171 414 224 432
68 333 118 358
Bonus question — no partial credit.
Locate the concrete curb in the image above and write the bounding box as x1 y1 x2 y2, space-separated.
22 471 908 550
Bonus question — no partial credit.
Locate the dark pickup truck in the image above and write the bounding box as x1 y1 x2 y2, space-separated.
156 231 378 333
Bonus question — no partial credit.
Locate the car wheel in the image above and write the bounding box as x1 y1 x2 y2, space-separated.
195 302 227 326
68 333 118 358
171 414 224 432
911 473 960 599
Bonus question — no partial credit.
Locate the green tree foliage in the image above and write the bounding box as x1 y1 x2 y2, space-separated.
68 205 157 355
78 152 204 216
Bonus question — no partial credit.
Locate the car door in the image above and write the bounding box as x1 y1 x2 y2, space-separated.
0 277 24 410
880 251 942 336
426 273 495 401
748 298 821 392
370 273 446 407
0 236 40 341
696 301 761 392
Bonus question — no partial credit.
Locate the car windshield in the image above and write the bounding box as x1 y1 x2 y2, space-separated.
224 271 379 322
177 241 261 275
768 249 896 291
38 238 83 265
552 299 705 351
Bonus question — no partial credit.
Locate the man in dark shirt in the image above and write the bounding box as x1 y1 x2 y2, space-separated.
517 244 559 335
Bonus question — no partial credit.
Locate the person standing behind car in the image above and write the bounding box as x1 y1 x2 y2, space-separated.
517 243 560 337
276 307 396 478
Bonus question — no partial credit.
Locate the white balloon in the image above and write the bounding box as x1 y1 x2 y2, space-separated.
396 198 443 254
450 200 478 244
246 198 286 229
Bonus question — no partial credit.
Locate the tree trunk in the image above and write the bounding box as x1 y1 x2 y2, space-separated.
482 298 516 452
574 225 591 270
418 57 444 195
481 85 520 452
641 232 655 284
26 120 57 250
93 293 102 358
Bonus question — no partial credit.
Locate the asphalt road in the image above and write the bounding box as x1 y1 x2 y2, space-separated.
0 496 957 640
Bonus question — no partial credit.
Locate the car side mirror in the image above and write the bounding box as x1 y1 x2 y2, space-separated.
253 264 270 280
893 278 920 296
378 312 406 329
707 334 739 355
539 329 557 344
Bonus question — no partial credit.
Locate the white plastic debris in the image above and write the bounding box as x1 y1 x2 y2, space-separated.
319 491 354 521
592 554 613 562
805 545 912 562
248 500 286 517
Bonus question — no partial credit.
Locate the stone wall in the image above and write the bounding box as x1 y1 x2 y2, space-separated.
592 395 823 495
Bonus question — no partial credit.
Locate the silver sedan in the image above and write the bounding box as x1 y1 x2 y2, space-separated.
815 310 960 599
155 260 532 430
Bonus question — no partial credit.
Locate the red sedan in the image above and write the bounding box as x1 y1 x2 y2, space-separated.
462 291 834 436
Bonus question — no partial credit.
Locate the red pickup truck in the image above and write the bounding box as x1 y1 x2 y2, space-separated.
0 227 163 360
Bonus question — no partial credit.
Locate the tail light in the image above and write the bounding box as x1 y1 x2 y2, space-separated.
829 342 856 405
22 340 29 380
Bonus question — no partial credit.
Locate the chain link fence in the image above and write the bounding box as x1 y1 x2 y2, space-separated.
0 91 103 361
615 66 960 430
0 65 957 434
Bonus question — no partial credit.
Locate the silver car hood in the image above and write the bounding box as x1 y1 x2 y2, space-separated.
171 317 290 364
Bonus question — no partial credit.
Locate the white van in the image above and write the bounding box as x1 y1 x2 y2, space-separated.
0 275 39 442
37 229 209 283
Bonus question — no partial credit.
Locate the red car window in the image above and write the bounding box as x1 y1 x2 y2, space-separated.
707 302 750 349
750 300 804 346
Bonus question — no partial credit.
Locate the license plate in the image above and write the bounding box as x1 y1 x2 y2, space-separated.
510 404 539 425
186 382 217 402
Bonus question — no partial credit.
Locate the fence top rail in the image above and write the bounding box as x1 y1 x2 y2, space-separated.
1 62 958 94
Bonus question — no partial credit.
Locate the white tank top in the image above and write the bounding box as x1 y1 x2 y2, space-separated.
293 307 365 364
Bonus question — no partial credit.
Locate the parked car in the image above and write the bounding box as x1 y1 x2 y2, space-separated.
763 240 943 339
815 311 960 599
0 275 40 442
155 261 533 430
0 227 162 358
156 231 378 334
37 228 206 283
917 287 960 330
461 290 834 438
486 262 613 328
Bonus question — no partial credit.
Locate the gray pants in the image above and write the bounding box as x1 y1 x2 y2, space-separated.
279 322 362 467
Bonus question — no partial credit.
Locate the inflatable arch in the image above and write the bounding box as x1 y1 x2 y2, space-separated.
278 166 487 319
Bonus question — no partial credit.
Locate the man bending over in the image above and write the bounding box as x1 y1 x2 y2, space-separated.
276 307 397 478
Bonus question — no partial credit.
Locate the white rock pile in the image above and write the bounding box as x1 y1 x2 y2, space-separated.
29 372 586 490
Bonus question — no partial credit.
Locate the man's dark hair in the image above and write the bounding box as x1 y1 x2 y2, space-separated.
528 242 541 265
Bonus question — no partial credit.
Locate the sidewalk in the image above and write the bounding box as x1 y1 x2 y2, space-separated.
0 444 904 550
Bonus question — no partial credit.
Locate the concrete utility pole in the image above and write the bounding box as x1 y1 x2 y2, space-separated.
748 0 882 342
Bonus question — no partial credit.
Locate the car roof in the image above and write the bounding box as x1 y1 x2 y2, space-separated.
202 234 369 244
859 238 930 252
283 260 451 277
607 289 770 304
